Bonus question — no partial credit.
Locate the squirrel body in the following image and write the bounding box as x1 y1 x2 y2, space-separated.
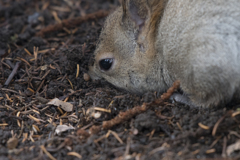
89 0 240 107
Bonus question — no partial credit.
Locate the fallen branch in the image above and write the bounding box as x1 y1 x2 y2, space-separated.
78 80 180 135
36 10 109 37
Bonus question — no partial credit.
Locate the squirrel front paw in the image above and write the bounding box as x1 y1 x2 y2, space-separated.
170 93 197 108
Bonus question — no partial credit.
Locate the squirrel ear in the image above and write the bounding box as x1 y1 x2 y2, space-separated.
122 0 148 30
122 0 127 15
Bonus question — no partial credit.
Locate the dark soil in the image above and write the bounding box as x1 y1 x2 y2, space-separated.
0 0 240 160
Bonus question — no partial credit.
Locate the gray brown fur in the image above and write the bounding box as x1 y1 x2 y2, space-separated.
88 0 240 107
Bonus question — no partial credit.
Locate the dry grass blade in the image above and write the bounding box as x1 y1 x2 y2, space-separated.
109 130 124 144
24 48 32 56
232 110 240 117
40 145 57 160
67 152 82 159
28 115 45 123
94 107 111 113
206 148 216 154
76 64 79 78
198 122 210 130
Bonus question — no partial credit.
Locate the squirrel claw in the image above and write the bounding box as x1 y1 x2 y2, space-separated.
170 93 197 108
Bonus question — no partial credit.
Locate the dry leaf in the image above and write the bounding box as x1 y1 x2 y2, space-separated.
226 140 240 156
7 137 18 149
41 65 48 70
55 125 75 135
48 98 73 112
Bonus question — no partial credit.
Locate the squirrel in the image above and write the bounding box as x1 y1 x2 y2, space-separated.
88 0 240 107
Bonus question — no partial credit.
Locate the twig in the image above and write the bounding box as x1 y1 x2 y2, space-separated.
222 136 227 158
36 10 109 37
4 61 21 86
88 80 180 134
212 111 233 136
0 88 19 94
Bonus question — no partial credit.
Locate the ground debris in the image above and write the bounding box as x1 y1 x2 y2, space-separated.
0 0 240 160
48 98 73 112
55 124 75 135
226 140 240 156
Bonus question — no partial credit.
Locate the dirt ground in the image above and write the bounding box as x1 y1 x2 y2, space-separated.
0 0 240 160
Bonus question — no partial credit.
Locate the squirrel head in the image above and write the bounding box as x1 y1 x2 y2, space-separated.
88 0 165 94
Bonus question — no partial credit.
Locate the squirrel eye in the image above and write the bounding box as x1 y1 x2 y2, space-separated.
99 58 113 71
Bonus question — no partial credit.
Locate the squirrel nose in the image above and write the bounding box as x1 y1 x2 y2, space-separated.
88 66 101 80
